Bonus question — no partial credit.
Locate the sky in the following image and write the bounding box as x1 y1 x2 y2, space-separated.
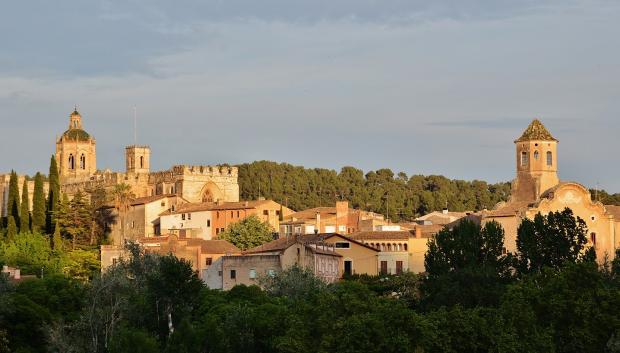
1 0 619 191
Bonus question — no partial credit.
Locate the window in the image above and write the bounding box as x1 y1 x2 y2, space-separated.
334 242 350 249
218 271 222 276
380 261 388 275
236 211 240 218
216 228 220 235
547 151 553 166
68 154 75 170
205 257 213 266
533 150 539 160
263 210 269 216
521 151 528 166
161 201 166 207
207 220 211 227
249 269 256 279
188 213 191 220
140 156 144 168
344 260 352 276
182 214 186 220
268 269 276 277
276 210 281 216
396 261 403 275
80 154 86 169
230 270 236 279
590 233 597 246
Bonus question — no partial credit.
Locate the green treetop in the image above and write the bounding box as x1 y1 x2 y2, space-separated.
6 216 17 240
19 179 30 233
219 215 274 250
31 172 46 232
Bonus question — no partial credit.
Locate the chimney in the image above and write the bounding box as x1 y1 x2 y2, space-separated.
415 226 422 239
315 212 321 232
442 208 449 215
336 201 348 233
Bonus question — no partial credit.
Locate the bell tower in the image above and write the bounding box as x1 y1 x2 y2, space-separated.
56 107 97 180
512 119 559 202
125 145 151 174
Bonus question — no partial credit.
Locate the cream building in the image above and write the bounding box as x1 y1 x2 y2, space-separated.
483 119 619 262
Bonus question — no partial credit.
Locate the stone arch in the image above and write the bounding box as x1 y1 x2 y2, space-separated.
200 182 224 203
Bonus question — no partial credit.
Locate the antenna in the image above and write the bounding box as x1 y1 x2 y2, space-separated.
133 106 137 145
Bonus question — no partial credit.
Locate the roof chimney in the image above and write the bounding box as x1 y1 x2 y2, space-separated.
415 226 422 239
315 212 321 232
442 208 449 215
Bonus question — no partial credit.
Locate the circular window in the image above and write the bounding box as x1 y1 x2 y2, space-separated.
591 216 596 221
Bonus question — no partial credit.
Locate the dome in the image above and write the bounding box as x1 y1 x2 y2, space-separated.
62 128 91 141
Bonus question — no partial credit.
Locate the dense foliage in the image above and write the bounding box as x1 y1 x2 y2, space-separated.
1 211 618 353
219 215 275 250
237 161 513 221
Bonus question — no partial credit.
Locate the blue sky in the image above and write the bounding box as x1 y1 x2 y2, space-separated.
1 0 619 191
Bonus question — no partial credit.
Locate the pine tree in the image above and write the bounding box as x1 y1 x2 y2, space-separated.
56 192 91 250
20 179 30 233
7 171 20 227
6 216 17 240
47 155 61 234
32 172 46 232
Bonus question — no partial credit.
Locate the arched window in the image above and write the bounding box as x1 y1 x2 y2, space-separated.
521 151 528 166
546 151 553 166
80 154 86 169
590 233 597 247
140 156 144 168
533 151 539 160
404 244 408 251
68 154 75 170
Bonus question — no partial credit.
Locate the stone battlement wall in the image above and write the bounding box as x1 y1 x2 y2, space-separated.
149 165 238 184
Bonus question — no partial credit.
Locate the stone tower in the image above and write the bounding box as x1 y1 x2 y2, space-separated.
56 108 97 181
511 119 559 202
126 145 151 174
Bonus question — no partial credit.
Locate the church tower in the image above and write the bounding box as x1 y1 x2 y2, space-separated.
511 119 559 202
56 108 97 181
125 145 151 174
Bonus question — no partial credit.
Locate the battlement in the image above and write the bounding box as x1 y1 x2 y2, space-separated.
172 165 238 177
125 145 150 150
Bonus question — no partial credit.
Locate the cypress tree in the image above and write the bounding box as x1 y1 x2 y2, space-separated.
52 221 63 250
20 178 30 233
6 216 17 240
7 171 20 226
32 172 46 232
46 155 61 234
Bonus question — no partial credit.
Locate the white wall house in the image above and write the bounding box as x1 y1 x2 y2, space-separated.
160 209 213 240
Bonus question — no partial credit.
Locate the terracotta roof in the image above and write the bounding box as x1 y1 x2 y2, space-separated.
484 201 531 217
188 239 240 254
605 205 620 220
284 207 337 222
417 224 445 237
243 236 340 257
160 200 276 216
515 119 557 142
301 233 380 252
349 230 413 240
131 194 177 206
137 235 240 254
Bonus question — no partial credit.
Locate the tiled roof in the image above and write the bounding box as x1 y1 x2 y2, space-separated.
515 119 557 142
62 128 91 142
131 194 177 206
301 233 379 252
484 201 531 217
243 236 340 257
160 200 275 215
137 235 240 254
605 205 620 220
349 230 413 240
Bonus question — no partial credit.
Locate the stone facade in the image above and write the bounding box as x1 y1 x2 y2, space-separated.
483 119 619 263
0 174 49 218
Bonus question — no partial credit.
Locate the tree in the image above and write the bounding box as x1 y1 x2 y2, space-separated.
47 156 61 234
31 172 46 232
423 220 513 308
7 171 20 227
219 215 274 250
56 192 92 250
112 183 133 244
19 179 30 233
516 208 589 274
6 216 17 240
52 221 63 250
